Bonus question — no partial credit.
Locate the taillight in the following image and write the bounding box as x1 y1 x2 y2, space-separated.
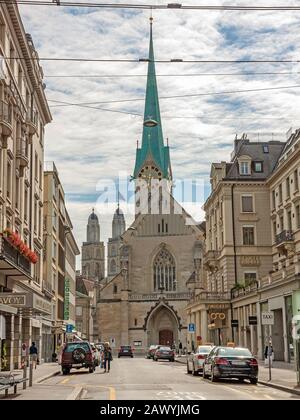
250 358 258 366
197 355 205 360
215 357 230 366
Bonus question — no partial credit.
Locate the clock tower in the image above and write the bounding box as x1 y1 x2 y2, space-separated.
133 18 172 215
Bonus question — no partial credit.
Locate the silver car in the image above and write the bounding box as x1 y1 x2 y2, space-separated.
187 345 213 375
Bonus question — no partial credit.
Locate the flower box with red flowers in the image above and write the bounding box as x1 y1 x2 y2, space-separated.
1 229 38 264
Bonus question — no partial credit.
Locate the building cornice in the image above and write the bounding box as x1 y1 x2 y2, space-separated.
5 4 52 124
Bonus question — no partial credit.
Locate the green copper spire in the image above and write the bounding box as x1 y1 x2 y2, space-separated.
133 18 171 180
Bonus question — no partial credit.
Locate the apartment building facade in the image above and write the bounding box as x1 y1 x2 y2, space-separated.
186 134 285 354
0 4 51 370
43 162 79 356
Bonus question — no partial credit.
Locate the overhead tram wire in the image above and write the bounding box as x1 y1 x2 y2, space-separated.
48 84 300 108
2 56 300 64
2 1 300 11
44 71 300 78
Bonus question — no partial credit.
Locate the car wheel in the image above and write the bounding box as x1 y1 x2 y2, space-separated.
89 367 94 373
192 364 198 376
250 378 258 385
118 356 120 358
211 368 217 382
62 368 69 375
202 368 208 380
187 362 192 374
238 378 244 383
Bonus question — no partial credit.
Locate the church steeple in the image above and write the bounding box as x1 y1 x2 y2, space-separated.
133 18 172 181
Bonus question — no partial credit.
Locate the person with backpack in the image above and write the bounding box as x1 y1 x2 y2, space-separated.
103 342 113 373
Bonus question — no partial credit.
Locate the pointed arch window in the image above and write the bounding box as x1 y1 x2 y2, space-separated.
153 249 176 292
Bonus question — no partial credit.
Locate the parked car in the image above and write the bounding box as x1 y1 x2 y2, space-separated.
147 345 161 359
118 345 134 358
187 345 214 375
90 343 101 367
153 346 175 362
202 346 258 384
61 341 96 375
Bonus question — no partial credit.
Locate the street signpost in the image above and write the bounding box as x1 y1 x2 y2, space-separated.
66 324 74 334
292 291 300 386
262 312 274 381
188 323 196 333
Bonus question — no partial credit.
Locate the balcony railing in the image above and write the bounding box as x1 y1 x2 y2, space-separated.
129 292 192 301
16 137 29 167
0 236 30 275
276 230 294 245
190 291 230 304
231 282 259 299
0 101 12 125
26 107 38 134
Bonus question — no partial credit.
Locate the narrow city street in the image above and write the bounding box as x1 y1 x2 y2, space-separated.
15 358 300 401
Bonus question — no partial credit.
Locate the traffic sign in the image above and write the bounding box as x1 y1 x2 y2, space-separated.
262 312 274 325
188 323 196 333
66 324 74 333
231 319 239 328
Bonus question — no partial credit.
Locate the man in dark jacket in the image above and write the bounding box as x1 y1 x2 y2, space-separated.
29 342 38 369
103 342 112 373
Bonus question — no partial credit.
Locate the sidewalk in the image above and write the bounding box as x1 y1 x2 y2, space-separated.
8 362 61 384
175 356 300 395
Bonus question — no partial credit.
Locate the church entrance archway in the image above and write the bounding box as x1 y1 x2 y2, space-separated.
159 330 174 346
146 304 179 347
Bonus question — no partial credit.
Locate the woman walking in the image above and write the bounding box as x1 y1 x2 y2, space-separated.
103 342 113 373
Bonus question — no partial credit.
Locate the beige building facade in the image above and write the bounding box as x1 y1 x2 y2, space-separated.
0 3 52 370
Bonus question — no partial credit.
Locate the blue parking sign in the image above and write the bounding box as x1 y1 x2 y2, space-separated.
188 323 196 332
66 324 73 333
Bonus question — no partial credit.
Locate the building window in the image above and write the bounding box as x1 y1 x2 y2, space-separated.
243 227 255 245
39 163 42 188
294 170 299 192
244 272 257 286
153 249 176 292
287 210 292 231
52 241 57 261
24 187 28 221
263 145 269 154
296 205 300 229
134 318 137 326
242 196 253 213
286 177 290 198
254 162 263 173
279 184 283 203
110 260 116 274
6 160 12 199
113 284 117 294
35 153 38 181
240 161 250 175
273 221 277 243
280 215 284 231
272 190 276 209
15 174 20 210
34 200 37 233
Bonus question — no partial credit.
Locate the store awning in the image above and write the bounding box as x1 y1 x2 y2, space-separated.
0 303 18 315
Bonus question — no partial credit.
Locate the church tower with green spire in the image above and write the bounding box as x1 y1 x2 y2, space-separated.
133 18 172 184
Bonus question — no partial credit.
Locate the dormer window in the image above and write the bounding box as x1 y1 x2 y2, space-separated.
254 161 263 173
240 161 250 175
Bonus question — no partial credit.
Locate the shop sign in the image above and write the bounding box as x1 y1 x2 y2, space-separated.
33 295 52 315
262 312 274 325
64 278 70 321
249 316 258 326
207 304 230 310
231 319 239 328
0 293 27 306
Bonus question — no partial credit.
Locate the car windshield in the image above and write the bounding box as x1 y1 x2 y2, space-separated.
196 346 212 354
159 347 171 351
64 343 90 353
121 346 131 349
149 346 157 349
217 347 252 357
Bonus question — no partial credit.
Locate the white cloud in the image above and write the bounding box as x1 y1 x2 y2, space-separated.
19 1 300 268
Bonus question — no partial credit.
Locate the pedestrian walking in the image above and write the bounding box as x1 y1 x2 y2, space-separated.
103 342 113 373
178 341 183 356
21 343 27 368
264 345 274 367
29 342 38 369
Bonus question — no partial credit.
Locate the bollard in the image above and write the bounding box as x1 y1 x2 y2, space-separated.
23 364 27 390
29 360 33 387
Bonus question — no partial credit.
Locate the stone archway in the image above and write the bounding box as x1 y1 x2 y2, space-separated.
146 304 179 347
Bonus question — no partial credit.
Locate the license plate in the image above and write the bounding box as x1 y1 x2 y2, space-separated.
73 363 82 367
234 361 246 366
123 350 128 353
163 352 169 354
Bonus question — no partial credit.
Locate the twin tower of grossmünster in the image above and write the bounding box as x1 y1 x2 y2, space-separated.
81 19 206 350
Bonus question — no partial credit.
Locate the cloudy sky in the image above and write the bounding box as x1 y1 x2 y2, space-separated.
19 0 300 269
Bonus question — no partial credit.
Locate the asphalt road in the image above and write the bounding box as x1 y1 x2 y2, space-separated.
39 357 299 401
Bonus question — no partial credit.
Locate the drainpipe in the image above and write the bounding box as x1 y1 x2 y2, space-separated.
230 184 238 342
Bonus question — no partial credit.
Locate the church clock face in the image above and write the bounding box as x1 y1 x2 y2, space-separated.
139 166 162 185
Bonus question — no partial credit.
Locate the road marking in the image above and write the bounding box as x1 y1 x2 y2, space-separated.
72 383 117 400
60 378 70 384
264 394 275 400
222 385 258 400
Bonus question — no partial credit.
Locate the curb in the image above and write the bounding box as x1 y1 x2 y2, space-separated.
175 359 186 365
66 386 84 401
35 370 60 384
258 380 300 396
